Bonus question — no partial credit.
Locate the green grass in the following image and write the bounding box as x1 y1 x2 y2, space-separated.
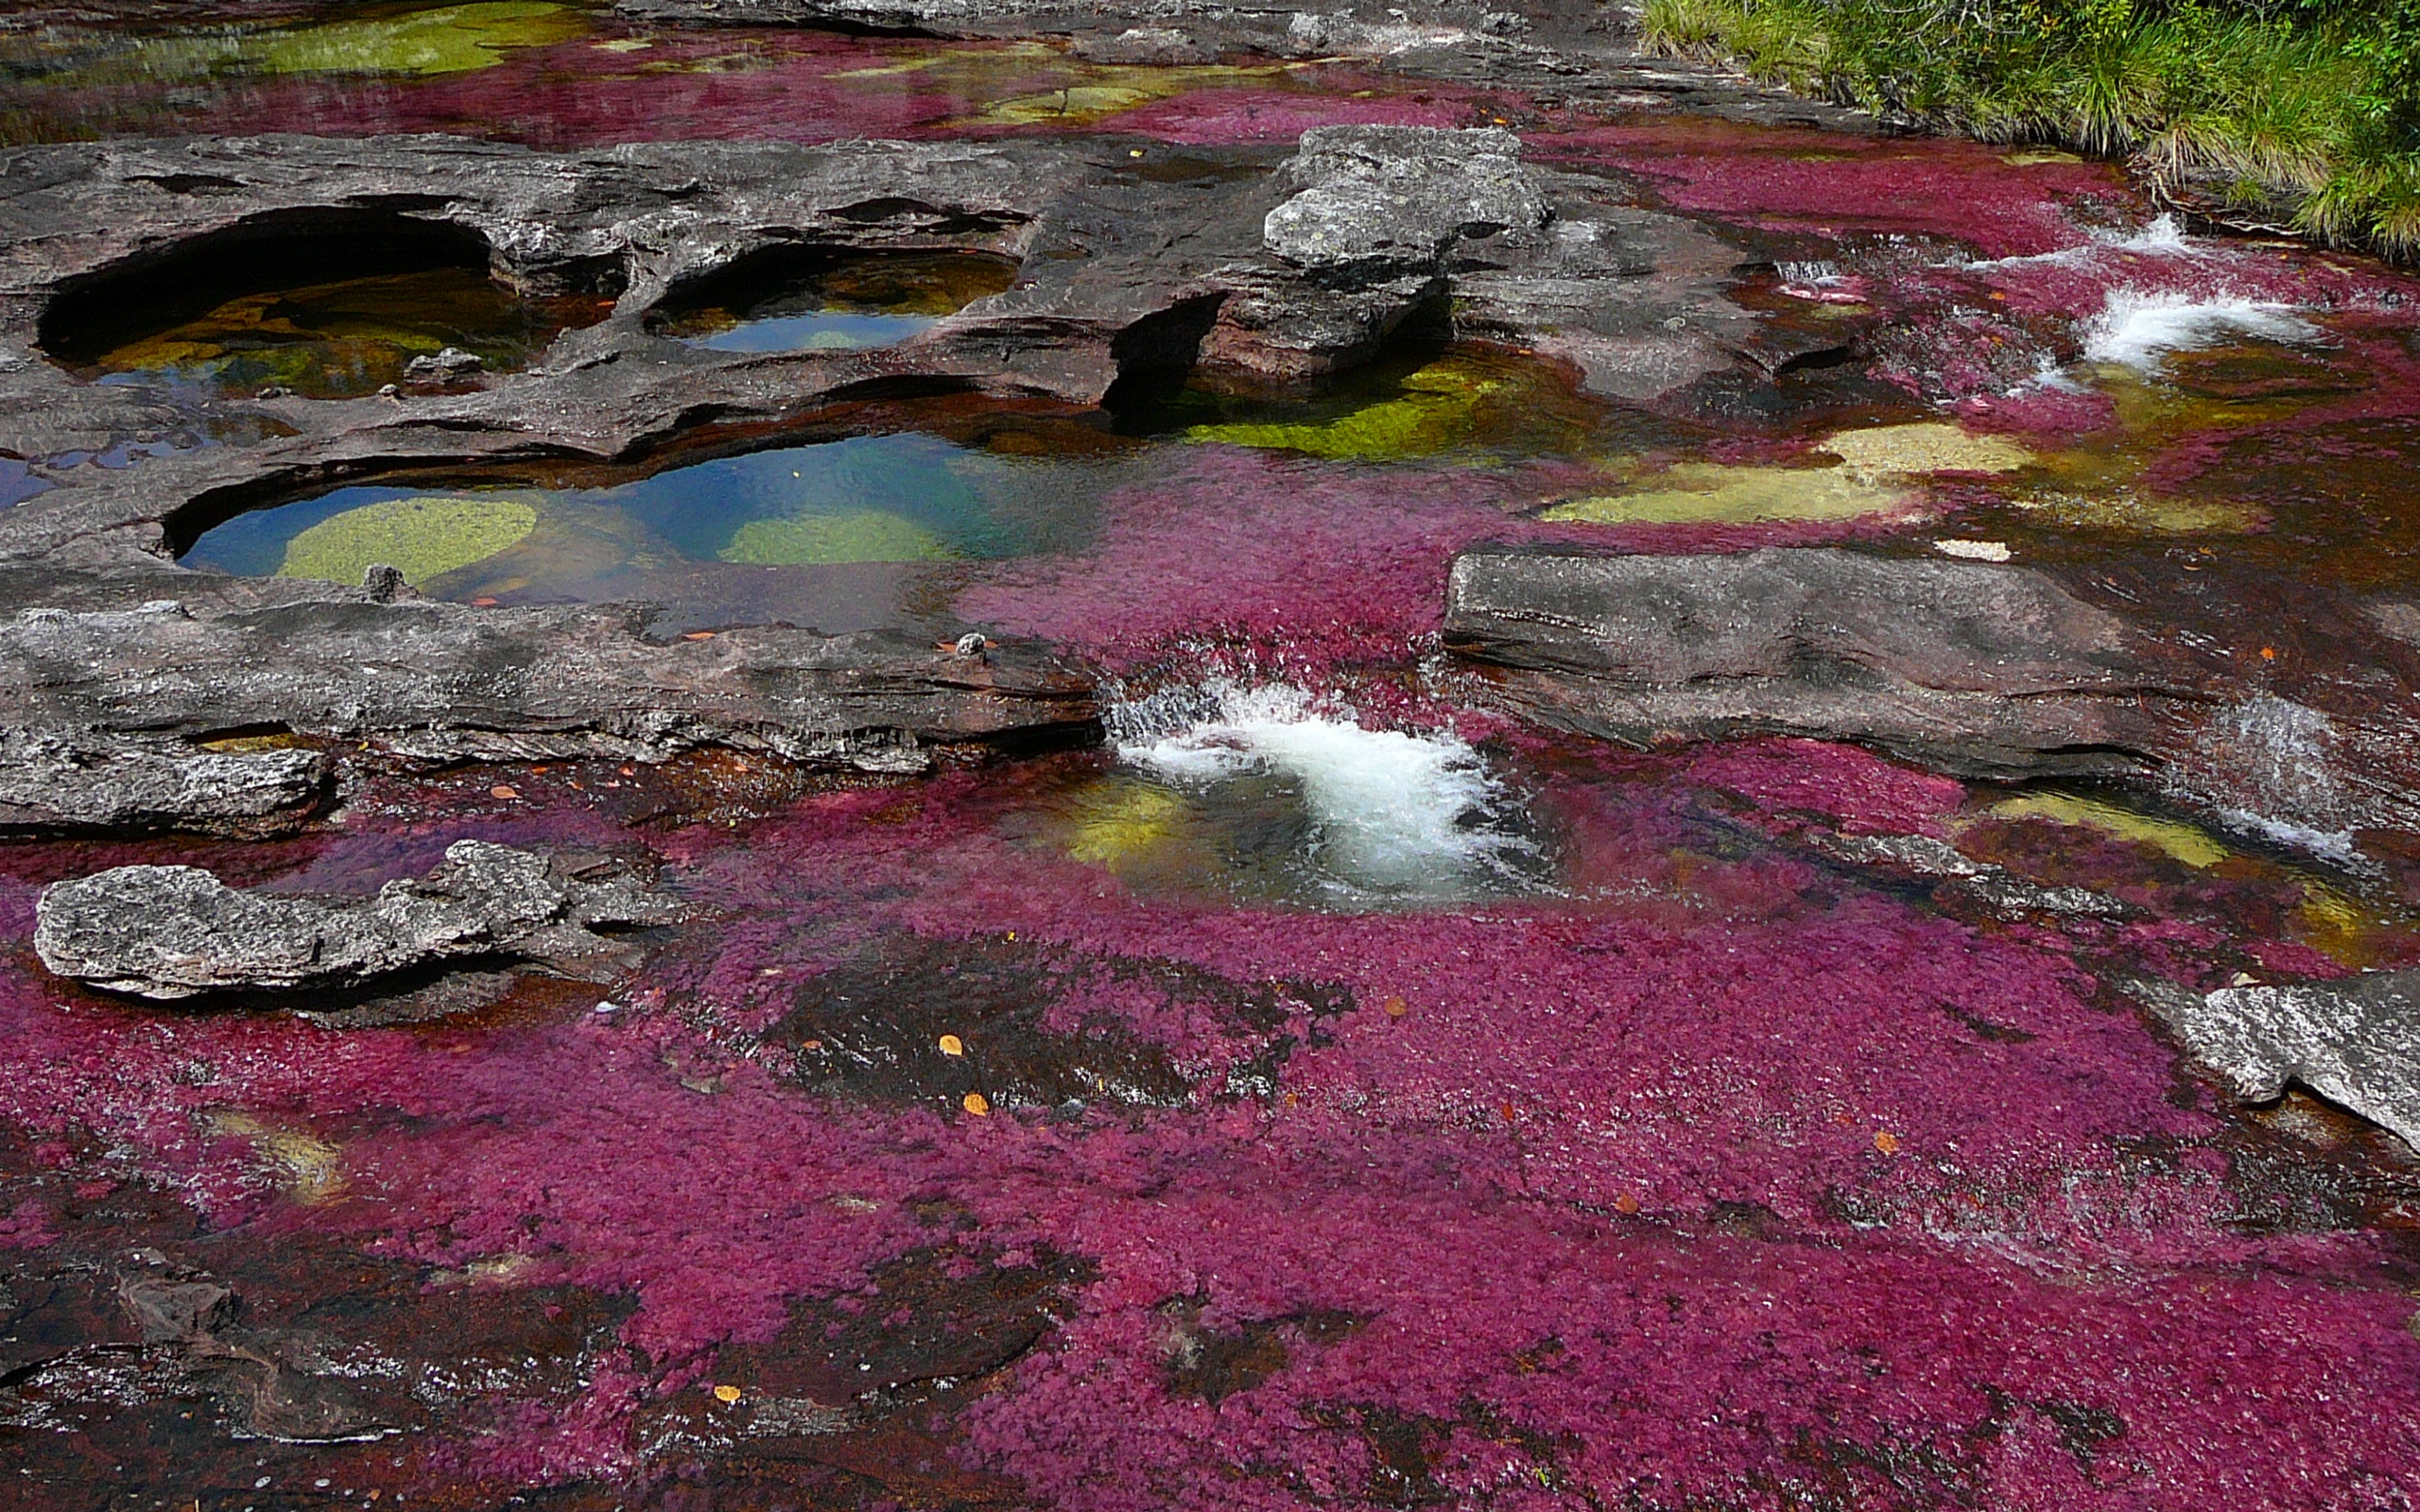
1638 0 2420 259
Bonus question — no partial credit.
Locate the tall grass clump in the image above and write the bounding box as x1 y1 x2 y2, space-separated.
1638 0 2420 260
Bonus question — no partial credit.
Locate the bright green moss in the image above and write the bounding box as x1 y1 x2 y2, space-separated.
1185 359 1505 460
278 496 539 586
719 510 955 565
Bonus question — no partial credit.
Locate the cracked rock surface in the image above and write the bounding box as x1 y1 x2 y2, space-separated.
34 840 685 999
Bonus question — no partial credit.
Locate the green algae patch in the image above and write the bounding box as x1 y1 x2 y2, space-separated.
279 496 538 587
88 267 596 400
1544 462 1918 526
252 3 587 77
1186 359 1507 461
1985 793 2229 868
1820 421 2032 478
720 511 954 565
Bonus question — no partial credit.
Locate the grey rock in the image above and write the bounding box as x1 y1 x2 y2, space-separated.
1442 546 2211 777
0 733 330 837
402 346 483 381
0 568 1098 775
2160 971 2420 1149
35 840 685 1000
1804 830 2123 917
1262 127 1547 281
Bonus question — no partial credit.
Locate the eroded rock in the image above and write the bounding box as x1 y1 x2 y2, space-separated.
0 732 330 837
34 840 683 1000
2158 971 2420 1150
1442 546 2212 777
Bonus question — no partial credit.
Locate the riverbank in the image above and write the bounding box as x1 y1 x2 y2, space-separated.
1640 0 2420 257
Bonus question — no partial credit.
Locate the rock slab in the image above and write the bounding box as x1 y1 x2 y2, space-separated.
35 841 684 1000
2169 971 2420 1149
1443 546 2208 777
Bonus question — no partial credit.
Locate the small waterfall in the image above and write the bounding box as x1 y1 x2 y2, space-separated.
2083 289 2317 373
1109 679 1547 903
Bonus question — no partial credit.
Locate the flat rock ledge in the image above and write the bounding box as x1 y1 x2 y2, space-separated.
2152 970 2420 1151
0 569 1098 833
35 840 684 1001
1441 545 2214 779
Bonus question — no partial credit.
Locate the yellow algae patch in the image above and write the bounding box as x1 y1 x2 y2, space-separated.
1819 421 2032 479
254 3 586 77
430 1252 537 1287
719 510 953 565
832 41 1056 77
1986 793 2229 868
2011 490 2262 535
1543 462 1915 526
2295 882 2385 968
206 1112 348 1204
279 496 538 587
962 62 1288 127
1063 780 1189 870
2003 149 2086 166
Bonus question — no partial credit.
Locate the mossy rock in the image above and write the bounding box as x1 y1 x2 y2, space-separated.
278 496 539 586
1544 463 1914 525
719 510 954 565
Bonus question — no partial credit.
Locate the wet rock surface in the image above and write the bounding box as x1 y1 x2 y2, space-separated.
34 839 682 999
2160 971 2420 1151
1441 545 2216 778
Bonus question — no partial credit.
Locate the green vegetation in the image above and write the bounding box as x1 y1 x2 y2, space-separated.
1639 0 2420 257
719 510 955 564
1184 357 1507 460
279 496 538 586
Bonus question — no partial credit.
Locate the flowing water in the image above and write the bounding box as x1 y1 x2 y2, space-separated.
9 4 2420 1509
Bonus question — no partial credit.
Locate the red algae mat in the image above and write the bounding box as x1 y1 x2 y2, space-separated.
13 15 2420 1512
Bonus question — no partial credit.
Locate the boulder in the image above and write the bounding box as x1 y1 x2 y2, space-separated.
35 840 684 1000
1442 546 2210 777
1262 127 1548 283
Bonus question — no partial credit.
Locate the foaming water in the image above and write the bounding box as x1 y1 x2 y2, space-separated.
1110 680 1547 904
2168 695 2364 864
2083 289 2319 373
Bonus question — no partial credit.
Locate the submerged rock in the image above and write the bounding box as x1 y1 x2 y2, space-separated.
34 840 683 1000
2159 971 2420 1150
1442 546 2209 778
0 734 330 837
